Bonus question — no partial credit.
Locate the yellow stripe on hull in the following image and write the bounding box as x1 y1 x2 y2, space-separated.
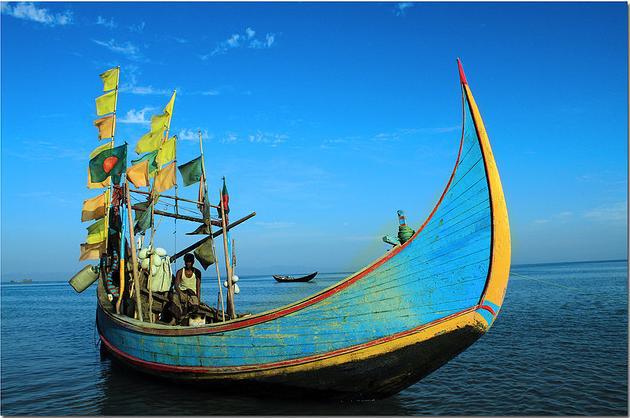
464 84 511 312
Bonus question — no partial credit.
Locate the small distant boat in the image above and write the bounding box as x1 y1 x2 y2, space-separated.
9 279 32 284
273 272 318 283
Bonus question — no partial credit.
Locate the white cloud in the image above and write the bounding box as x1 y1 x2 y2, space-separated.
126 85 171 96
207 27 277 57
250 33 275 49
255 221 295 229
118 107 153 125
129 21 145 33
247 131 288 147
92 39 141 60
224 132 238 143
584 202 627 223
177 129 211 142
394 2 414 16
96 16 116 29
201 90 219 96
1 2 72 26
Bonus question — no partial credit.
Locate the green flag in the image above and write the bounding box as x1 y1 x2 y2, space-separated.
89 144 127 184
133 200 153 234
177 156 203 186
131 150 159 178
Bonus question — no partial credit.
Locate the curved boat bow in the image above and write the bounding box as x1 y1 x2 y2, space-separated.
97 60 511 399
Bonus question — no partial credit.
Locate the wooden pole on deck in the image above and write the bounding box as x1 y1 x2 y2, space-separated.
125 180 143 321
220 192 236 318
199 130 225 322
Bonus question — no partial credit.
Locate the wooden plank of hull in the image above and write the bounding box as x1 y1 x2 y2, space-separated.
96 62 510 398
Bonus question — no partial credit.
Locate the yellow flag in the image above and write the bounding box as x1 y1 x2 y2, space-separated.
154 162 176 193
81 190 109 222
94 115 116 140
157 137 176 166
135 130 162 154
96 90 116 116
79 241 106 261
100 67 119 91
164 91 176 115
86 217 107 244
126 160 150 188
88 168 111 189
150 112 169 133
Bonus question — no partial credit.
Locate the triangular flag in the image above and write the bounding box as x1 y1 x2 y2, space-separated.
157 136 176 166
96 90 116 116
135 130 162 154
94 115 116 140
154 161 176 193
79 241 106 261
126 160 150 188
81 190 109 222
86 217 107 244
164 91 176 115
100 67 119 92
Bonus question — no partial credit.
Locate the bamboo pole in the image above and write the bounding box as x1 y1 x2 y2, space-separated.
103 66 119 252
131 205 222 226
199 130 225 322
220 194 236 318
125 180 143 321
130 189 220 209
115 197 127 315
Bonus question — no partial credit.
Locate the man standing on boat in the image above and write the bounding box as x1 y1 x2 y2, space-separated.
169 253 202 323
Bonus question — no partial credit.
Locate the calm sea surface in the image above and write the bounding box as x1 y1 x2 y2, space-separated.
1 260 627 415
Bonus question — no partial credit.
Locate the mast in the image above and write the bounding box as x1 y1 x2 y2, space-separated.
199 130 226 321
146 89 176 322
103 66 119 252
125 179 143 321
220 183 236 318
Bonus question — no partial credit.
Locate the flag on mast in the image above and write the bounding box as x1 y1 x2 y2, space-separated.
94 115 115 140
95 90 116 115
99 67 119 91
89 144 127 184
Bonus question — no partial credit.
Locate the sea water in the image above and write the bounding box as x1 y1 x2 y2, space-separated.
1 260 627 415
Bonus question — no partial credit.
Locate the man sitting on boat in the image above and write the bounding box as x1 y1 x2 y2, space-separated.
168 253 202 324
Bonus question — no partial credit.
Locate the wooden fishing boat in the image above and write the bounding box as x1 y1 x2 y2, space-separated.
273 272 318 283
94 59 510 400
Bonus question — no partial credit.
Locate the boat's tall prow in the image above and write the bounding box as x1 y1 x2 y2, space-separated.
77 60 511 400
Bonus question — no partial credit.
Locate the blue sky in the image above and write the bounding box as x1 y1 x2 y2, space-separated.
1 2 627 279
